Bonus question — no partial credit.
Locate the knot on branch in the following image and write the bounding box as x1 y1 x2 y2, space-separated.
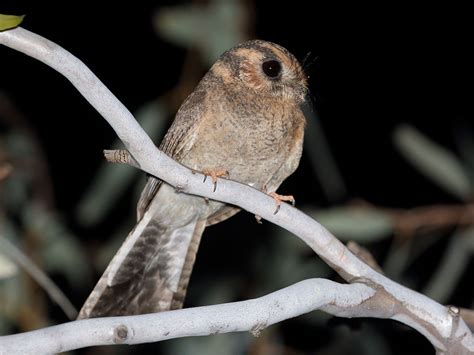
103 149 138 168
250 322 267 337
113 324 130 344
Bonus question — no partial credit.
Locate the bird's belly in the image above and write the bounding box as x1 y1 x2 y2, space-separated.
181 126 290 189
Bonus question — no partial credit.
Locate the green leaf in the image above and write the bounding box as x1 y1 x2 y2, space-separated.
309 207 393 242
23 206 90 285
0 252 18 280
0 224 20 281
394 124 472 200
0 14 24 31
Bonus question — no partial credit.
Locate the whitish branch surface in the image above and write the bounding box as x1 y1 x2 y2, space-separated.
0 280 375 353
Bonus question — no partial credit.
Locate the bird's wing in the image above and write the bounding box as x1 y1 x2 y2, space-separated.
136 87 207 221
136 176 161 221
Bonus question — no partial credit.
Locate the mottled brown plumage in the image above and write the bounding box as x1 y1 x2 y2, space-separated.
78 40 308 319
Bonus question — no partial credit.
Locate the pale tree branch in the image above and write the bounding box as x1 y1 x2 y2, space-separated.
1 27 473 354
0 280 375 354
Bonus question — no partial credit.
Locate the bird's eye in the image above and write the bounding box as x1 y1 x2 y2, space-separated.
262 59 282 78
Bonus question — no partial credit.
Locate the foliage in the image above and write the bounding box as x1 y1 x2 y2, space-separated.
0 14 24 32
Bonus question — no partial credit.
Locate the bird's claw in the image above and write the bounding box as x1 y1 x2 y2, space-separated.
202 168 229 192
268 192 295 214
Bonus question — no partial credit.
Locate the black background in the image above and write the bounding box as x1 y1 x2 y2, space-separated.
1 2 472 354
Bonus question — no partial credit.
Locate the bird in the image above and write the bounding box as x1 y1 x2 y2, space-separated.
78 40 308 318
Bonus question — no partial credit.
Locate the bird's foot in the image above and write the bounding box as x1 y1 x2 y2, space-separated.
268 191 295 214
202 168 229 192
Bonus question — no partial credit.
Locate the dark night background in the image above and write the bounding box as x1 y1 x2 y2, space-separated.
0 2 472 354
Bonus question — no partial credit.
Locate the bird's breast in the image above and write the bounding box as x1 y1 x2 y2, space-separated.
181 99 303 189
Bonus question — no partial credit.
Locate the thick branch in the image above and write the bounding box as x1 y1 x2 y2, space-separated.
0 280 374 354
1 27 473 354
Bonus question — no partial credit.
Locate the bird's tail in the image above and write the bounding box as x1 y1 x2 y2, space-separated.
78 203 206 319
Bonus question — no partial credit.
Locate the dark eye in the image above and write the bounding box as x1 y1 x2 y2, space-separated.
262 59 282 78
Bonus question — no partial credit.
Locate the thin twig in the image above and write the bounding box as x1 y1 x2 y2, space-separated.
349 200 474 238
0 236 78 320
